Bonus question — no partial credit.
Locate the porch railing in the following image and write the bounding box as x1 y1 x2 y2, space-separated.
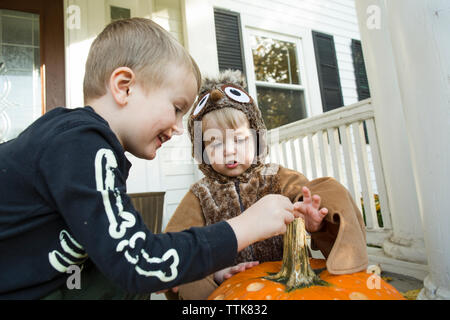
266 99 392 246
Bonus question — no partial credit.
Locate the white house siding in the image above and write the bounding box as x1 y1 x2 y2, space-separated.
151 125 200 229
152 0 184 45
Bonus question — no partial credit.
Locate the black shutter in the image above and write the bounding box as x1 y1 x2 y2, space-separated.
214 9 246 74
352 40 371 143
352 39 371 101
312 31 344 113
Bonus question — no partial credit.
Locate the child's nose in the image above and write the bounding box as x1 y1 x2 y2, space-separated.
224 141 236 155
173 124 184 136
172 118 184 136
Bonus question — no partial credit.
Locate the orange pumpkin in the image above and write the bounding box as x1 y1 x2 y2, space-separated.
208 218 405 300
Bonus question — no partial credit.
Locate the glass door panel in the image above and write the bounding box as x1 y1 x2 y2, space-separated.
0 9 41 142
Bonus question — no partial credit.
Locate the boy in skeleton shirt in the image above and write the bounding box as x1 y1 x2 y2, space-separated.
165 70 368 300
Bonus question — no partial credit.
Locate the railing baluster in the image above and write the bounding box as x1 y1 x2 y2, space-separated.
290 139 299 171
281 140 290 169
277 142 285 167
295 138 305 173
318 130 332 177
328 127 345 182
267 131 280 165
340 124 362 212
298 136 309 179
353 121 378 229
366 118 392 229
307 133 318 179
269 143 278 164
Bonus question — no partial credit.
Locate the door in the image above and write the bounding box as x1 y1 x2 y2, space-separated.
0 0 65 142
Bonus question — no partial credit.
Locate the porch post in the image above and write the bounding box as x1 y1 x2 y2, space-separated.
383 0 450 300
181 0 219 77
354 1 426 264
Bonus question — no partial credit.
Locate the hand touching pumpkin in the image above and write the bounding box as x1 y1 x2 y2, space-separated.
293 186 328 233
214 261 260 284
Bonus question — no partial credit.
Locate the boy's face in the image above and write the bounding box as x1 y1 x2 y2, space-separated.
203 118 256 177
122 65 198 160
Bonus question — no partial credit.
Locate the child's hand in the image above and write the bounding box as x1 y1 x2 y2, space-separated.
214 261 259 284
227 194 296 252
293 186 328 233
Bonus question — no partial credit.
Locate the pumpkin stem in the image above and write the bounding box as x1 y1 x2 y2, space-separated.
264 218 327 291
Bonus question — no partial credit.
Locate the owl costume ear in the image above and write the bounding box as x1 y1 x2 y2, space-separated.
187 69 269 183
200 69 247 96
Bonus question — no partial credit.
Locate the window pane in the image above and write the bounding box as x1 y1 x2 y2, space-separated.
33 18 40 46
110 6 131 22
256 86 306 130
0 9 41 142
251 35 300 85
2 16 33 46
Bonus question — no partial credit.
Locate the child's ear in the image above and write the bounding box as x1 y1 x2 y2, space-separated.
109 67 135 107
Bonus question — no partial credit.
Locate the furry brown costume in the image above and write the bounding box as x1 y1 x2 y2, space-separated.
191 163 284 264
165 70 368 300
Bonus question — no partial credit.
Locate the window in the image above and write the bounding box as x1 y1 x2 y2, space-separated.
213 11 309 130
0 9 41 142
250 33 307 130
110 6 131 22
106 0 137 23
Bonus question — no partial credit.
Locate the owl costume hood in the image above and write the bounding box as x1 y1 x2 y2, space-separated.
187 70 268 184
164 70 368 300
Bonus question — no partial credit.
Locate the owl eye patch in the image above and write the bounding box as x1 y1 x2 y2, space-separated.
223 85 251 103
193 93 210 116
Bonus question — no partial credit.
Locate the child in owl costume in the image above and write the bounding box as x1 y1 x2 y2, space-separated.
164 70 368 300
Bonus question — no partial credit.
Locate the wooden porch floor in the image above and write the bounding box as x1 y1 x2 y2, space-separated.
382 271 423 300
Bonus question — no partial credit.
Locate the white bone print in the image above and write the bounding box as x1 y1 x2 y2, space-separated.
95 149 136 239
49 230 88 273
95 148 179 282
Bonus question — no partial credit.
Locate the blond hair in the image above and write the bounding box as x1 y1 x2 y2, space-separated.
83 18 201 103
202 107 249 131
